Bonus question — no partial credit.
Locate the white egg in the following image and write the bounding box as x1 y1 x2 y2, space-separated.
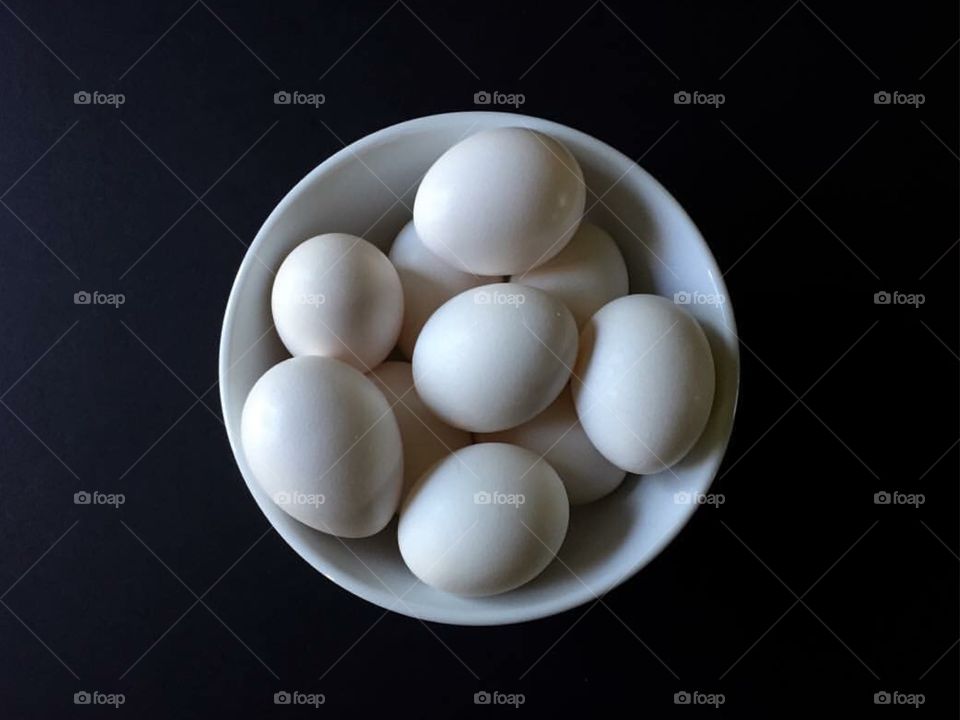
367 361 472 500
388 220 493 359
511 222 629 327
398 443 569 597
412 282 578 433
271 233 403 370
240 356 403 538
572 295 716 475
479 387 625 505
413 127 586 276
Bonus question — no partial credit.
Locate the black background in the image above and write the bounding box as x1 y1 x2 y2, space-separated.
0 1 957 717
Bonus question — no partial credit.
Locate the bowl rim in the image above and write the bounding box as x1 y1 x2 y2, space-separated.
219 111 741 626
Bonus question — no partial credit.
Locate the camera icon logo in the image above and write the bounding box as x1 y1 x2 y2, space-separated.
474 491 491 505
873 91 891 105
474 691 491 705
873 291 891 304
674 91 691 105
74 491 91 505
74 291 91 305
474 91 491 105
874 491 891 505
73 91 91 105
273 491 291 506
274 691 291 705
674 691 691 704
674 291 692 304
673 492 691 505
874 691 891 704
274 91 291 105
74 691 91 704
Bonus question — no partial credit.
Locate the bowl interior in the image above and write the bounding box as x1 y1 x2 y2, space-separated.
219 112 739 625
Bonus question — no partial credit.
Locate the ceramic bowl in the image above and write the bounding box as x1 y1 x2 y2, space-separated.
219 112 739 625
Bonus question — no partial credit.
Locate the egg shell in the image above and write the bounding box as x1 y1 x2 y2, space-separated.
413 127 586 276
479 387 625 505
367 361 472 500
271 233 403 370
412 282 578 433
572 294 716 475
388 220 494 359
398 443 569 597
240 356 403 538
511 222 629 327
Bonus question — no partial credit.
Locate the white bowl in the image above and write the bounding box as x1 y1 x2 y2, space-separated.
219 112 739 626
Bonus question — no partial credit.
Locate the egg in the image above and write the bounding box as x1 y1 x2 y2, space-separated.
412 282 578 433
271 233 403 370
398 443 569 596
388 220 493 358
367 361 472 500
511 222 629 327
240 356 403 538
413 127 586 276
479 387 625 505
572 295 716 475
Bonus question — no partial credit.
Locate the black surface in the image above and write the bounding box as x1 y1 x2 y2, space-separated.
1 1 957 717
